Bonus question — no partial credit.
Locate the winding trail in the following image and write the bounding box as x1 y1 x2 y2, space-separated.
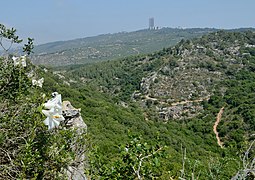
143 95 210 106
213 107 224 148
144 95 158 101
170 96 210 106
132 48 140 54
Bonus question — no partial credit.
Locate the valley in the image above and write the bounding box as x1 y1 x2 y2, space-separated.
1 25 255 179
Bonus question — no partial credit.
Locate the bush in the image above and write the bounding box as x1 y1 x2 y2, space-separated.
0 24 87 179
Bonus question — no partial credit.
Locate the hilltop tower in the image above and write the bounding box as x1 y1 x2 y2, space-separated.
149 17 154 30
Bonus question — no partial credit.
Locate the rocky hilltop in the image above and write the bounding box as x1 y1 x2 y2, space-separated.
133 31 250 120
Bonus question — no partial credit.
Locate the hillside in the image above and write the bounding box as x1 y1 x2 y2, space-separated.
65 31 252 117
63 30 255 151
31 28 218 66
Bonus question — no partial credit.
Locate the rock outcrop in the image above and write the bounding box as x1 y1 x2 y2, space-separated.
62 101 87 180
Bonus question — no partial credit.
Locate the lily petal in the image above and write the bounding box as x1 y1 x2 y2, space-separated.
43 117 50 126
42 110 51 117
44 102 56 109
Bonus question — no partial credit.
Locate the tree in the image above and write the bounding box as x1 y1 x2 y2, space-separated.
88 135 166 179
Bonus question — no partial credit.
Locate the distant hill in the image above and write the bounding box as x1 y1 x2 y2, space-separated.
32 28 218 66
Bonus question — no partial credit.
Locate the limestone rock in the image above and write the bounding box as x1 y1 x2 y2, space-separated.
63 101 87 132
62 101 87 180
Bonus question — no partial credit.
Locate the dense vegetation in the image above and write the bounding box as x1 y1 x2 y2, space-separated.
1 23 255 179
0 24 87 179
59 30 255 179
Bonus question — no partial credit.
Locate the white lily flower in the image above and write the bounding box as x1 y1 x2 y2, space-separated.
12 55 27 67
44 93 62 110
32 78 44 88
42 108 65 130
42 92 65 130
12 56 19 66
20 56 27 67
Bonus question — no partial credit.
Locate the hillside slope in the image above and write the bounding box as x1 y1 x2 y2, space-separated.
64 30 255 146
41 64 241 179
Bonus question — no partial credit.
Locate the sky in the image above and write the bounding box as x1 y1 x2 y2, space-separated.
1 0 254 45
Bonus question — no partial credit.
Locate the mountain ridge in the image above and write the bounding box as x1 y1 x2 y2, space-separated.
32 27 220 66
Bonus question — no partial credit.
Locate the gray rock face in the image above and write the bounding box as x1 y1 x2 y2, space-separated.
63 101 87 132
62 101 87 180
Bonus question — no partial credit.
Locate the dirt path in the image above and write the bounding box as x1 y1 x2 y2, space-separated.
170 96 210 106
143 95 210 106
213 107 224 148
132 48 140 54
144 95 158 101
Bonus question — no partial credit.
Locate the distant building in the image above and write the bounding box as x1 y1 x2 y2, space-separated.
149 17 154 30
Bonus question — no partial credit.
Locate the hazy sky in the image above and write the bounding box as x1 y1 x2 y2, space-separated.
1 0 254 44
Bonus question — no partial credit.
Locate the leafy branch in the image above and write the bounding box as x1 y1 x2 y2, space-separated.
0 24 22 52
0 23 34 55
